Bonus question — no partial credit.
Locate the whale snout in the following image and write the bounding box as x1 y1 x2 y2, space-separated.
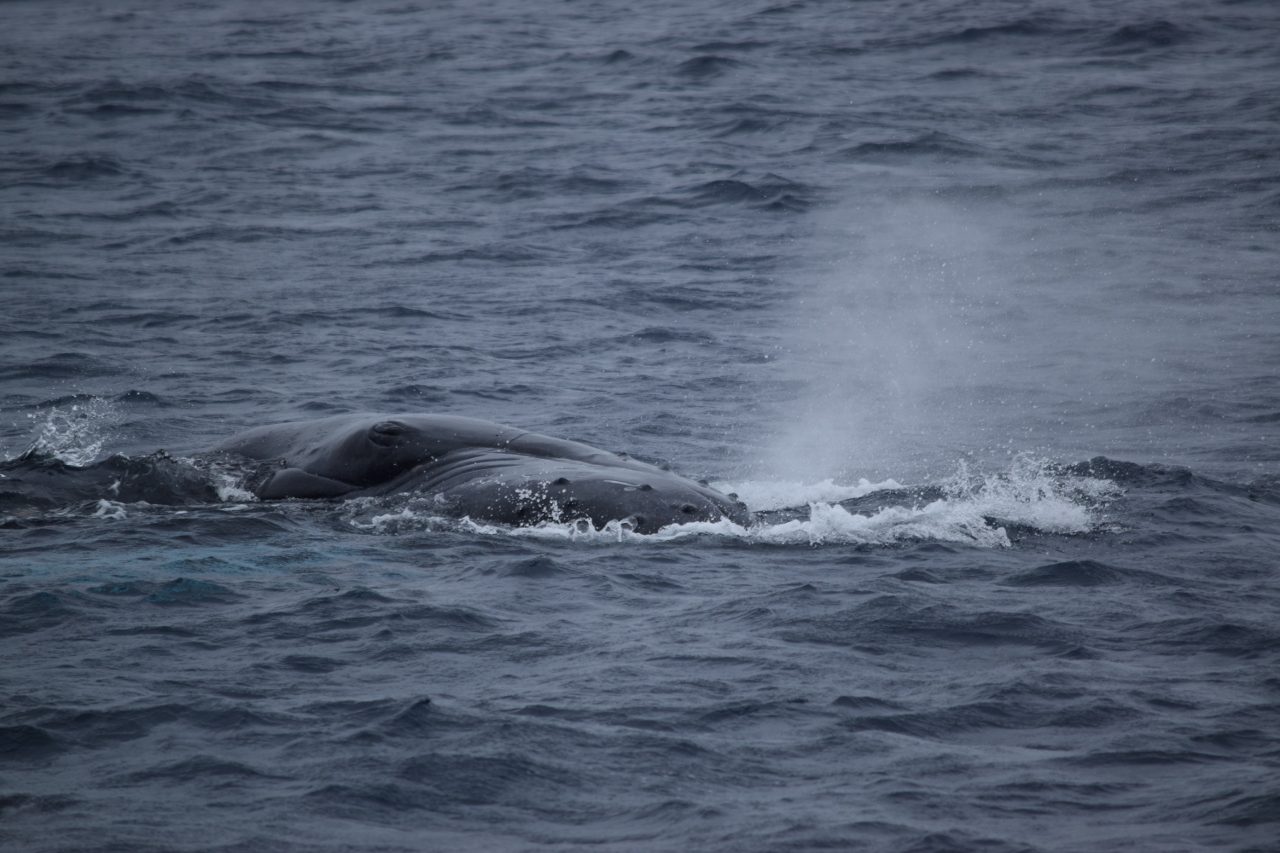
610 487 748 534
521 470 747 534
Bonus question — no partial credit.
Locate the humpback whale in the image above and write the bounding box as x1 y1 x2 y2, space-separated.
214 414 749 533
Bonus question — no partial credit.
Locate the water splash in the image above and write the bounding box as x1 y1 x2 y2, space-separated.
348 456 1116 548
938 454 1120 535
199 458 258 503
23 399 120 466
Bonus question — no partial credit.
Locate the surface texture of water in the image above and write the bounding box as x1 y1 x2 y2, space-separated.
2 1 1278 850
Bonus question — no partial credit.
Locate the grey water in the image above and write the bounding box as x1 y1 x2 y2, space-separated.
2 0 1279 850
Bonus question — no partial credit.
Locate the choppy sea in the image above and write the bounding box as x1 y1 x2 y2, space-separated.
2 1 1278 850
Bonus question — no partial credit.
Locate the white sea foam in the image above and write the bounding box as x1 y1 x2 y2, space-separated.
216 484 258 503
366 507 428 532
339 456 1115 547
456 503 1008 547
92 500 127 520
460 456 1115 547
343 497 453 534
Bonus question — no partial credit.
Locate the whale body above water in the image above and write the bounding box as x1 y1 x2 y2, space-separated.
215 414 750 534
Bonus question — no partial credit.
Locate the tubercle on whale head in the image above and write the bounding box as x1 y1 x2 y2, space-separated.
369 420 406 444
624 490 751 533
487 472 748 534
623 503 750 534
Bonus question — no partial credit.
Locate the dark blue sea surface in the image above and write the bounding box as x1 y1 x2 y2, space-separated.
2 0 1279 850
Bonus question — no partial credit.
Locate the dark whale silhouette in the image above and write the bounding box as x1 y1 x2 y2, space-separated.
214 414 750 533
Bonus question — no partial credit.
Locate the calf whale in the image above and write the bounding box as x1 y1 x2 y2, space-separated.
214 414 749 533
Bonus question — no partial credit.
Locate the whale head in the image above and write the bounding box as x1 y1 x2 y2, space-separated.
429 459 751 534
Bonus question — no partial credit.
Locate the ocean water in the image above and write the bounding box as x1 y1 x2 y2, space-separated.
2 0 1278 850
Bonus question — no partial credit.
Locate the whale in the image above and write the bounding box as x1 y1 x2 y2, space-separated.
213 414 749 533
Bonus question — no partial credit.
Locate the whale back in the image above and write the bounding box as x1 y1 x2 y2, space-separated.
215 414 523 489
